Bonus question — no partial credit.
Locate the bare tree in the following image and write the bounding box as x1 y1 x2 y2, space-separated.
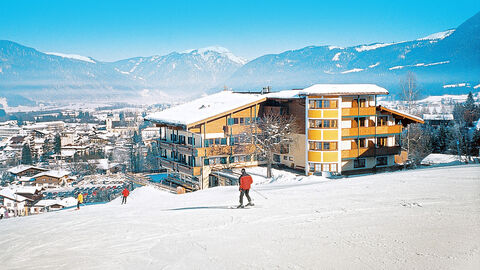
399 72 422 159
242 112 297 178
399 71 420 114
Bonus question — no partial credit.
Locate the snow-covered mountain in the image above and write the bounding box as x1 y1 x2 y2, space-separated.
0 43 245 102
0 12 479 102
225 11 480 96
111 46 245 91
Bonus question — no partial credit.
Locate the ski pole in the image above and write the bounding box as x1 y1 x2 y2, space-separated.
251 188 268 199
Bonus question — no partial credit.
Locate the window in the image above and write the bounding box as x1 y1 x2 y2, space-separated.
309 99 338 109
240 118 244 124
354 138 366 148
357 117 366 127
354 158 366 168
377 137 387 147
220 138 227 145
377 116 388 126
220 157 227 164
377 156 388 166
273 154 281 163
233 118 239 124
283 155 288 160
215 138 220 144
179 135 186 144
245 155 251 162
309 141 337 151
309 119 337 129
359 98 367 107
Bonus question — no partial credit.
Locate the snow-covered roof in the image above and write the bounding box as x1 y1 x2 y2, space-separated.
378 106 424 123
61 149 77 157
32 170 71 179
7 165 48 174
0 188 30 202
145 91 266 127
423 114 454 121
34 197 77 208
300 84 389 96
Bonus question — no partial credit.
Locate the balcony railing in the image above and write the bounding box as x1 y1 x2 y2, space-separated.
342 107 376 117
158 157 202 176
195 144 256 157
341 146 401 159
341 125 402 137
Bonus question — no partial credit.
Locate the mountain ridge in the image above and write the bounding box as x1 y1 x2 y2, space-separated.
0 11 479 103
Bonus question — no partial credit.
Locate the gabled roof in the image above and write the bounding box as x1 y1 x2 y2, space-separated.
32 170 71 179
377 106 424 124
0 188 30 202
145 91 267 128
7 165 48 175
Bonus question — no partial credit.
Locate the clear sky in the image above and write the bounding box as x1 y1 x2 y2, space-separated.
1 0 479 62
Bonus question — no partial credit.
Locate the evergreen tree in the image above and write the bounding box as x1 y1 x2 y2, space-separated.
54 134 61 154
41 138 51 161
132 131 142 144
21 144 32 165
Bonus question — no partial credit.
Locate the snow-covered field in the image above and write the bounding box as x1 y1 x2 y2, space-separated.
1 165 479 269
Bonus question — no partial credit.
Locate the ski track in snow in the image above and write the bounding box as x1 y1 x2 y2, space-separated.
1 165 479 269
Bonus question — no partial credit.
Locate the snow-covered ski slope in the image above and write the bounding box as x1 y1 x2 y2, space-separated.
1 165 479 269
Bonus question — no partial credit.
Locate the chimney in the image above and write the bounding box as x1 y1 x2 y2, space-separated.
262 86 271 94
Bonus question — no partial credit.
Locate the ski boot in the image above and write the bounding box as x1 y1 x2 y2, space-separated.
237 204 244 208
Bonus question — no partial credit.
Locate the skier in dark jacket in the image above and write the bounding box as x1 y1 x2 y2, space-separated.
237 168 254 208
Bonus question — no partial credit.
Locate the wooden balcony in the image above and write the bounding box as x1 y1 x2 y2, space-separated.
341 125 402 138
195 144 256 157
158 158 202 176
342 107 376 117
341 146 401 159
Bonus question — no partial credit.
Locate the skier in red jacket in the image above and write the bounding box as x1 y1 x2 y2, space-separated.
237 168 254 208
121 187 129 205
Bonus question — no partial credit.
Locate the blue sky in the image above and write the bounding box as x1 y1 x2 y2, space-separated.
1 0 479 61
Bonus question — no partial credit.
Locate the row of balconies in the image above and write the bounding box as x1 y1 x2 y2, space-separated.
341 146 401 159
341 125 402 137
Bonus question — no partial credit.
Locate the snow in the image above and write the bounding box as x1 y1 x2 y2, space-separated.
381 106 423 122
35 197 77 208
182 46 247 65
421 154 466 166
418 29 455 41
389 65 404 70
7 165 46 174
300 84 389 95
328 45 343 50
1 165 479 269
369 62 380 68
389 61 449 70
32 170 71 179
332 52 341 61
474 84 480 89
355 42 395 52
341 68 364 74
145 91 265 126
45 52 96 63
0 187 29 201
443 83 467 88
146 84 389 127
422 114 454 121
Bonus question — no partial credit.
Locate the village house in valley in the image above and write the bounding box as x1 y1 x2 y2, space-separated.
145 84 424 190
